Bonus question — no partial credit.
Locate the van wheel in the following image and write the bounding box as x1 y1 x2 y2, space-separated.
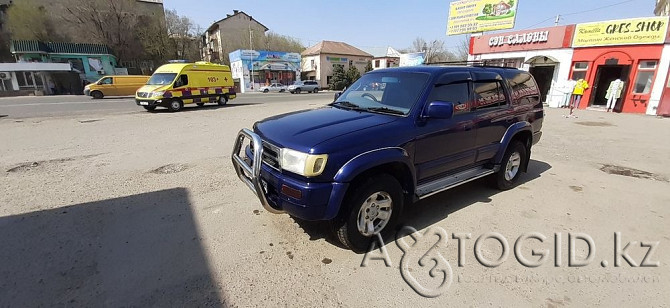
91 91 103 99
196 103 205 107
332 174 404 253
217 95 228 106
143 106 156 111
168 99 183 112
494 140 527 190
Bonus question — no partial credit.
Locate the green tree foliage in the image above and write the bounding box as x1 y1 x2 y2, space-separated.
329 65 348 90
346 65 361 85
483 4 493 15
365 61 373 73
508 0 515 7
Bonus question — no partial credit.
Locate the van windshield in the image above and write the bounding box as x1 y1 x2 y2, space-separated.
147 73 177 85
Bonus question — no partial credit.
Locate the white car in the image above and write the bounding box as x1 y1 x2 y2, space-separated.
259 83 287 93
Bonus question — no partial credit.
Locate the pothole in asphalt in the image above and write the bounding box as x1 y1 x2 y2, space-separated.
5 155 101 173
599 164 668 182
575 121 614 127
150 163 189 174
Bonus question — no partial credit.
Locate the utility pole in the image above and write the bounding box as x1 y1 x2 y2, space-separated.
554 14 561 26
249 25 254 91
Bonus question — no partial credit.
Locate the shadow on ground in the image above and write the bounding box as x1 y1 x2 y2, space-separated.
293 159 552 248
147 103 259 114
0 188 224 307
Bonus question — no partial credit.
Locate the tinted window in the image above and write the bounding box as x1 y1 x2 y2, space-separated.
506 72 539 105
428 82 471 114
473 81 507 109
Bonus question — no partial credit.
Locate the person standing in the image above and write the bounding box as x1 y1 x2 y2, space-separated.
605 78 624 112
569 78 589 117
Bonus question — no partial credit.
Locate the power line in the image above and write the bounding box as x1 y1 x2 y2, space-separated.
521 0 635 29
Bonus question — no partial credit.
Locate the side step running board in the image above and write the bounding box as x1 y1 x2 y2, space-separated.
416 166 499 200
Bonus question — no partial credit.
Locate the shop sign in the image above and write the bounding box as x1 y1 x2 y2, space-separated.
573 16 670 47
489 31 549 47
327 57 348 63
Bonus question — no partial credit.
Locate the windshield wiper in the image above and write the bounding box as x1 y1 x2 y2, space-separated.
331 101 363 110
365 107 405 115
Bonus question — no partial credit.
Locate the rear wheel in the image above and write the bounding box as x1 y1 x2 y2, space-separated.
91 91 103 99
313 88 319 93
494 140 527 190
217 95 228 106
295 88 301 94
143 106 156 111
263 89 269 93
332 174 404 253
167 99 183 112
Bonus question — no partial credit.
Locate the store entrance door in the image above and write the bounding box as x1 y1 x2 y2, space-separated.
590 65 630 107
529 65 555 103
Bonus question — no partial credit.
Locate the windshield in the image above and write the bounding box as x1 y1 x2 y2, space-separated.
292 81 303 85
147 73 177 85
333 72 429 115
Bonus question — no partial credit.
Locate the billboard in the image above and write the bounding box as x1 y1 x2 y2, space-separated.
399 52 426 67
573 16 669 47
447 0 519 35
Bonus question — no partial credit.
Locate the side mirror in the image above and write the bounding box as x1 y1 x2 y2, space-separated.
333 92 342 101
424 101 454 119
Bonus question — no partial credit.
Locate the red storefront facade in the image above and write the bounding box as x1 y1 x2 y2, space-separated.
570 45 664 113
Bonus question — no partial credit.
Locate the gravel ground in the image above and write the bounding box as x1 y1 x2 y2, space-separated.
0 97 668 307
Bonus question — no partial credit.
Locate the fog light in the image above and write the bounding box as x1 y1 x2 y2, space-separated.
281 184 302 199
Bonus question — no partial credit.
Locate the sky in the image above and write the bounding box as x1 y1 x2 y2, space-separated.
164 0 653 56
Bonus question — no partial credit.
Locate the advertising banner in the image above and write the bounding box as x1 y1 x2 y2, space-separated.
399 52 426 67
447 0 519 35
573 16 669 47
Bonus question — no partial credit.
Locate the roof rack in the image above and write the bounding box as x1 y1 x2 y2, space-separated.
424 60 518 69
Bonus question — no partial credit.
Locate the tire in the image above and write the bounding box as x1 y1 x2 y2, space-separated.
143 106 156 111
494 140 527 190
280 89 285 93
332 174 404 253
196 102 205 107
313 88 319 93
91 91 103 99
295 88 301 94
217 95 228 106
263 89 269 93
167 99 183 112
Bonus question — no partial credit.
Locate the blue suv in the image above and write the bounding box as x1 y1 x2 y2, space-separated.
232 66 543 252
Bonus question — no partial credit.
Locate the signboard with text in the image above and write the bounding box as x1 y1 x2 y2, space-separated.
573 16 670 47
447 0 519 35
471 25 574 54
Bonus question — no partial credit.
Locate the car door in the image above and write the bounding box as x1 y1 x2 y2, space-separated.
97 77 114 96
414 73 477 182
471 72 512 163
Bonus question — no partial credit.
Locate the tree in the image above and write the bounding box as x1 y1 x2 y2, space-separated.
329 65 348 90
405 37 457 64
483 4 493 15
365 61 373 72
454 36 470 61
6 0 64 41
346 65 361 85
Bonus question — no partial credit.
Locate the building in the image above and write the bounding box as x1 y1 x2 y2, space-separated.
469 16 670 116
469 25 575 106
0 62 79 96
301 41 373 89
371 47 400 70
229 49 301 93
202 10 268 64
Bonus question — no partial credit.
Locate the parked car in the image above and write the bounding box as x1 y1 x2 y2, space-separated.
287 80 319 94
85 75 150 99
259 83 287 93
231 66 544 252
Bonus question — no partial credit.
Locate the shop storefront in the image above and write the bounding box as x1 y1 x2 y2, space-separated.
228 50 301 93
569 16 670 114
469 25 576 107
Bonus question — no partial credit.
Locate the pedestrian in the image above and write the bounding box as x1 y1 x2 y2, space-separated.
605 78 624 112
48 79 57 95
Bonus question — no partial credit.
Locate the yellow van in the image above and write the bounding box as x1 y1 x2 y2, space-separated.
135 61 236 112
85 75 150 99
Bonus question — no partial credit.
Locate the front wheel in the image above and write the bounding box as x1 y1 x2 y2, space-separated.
91 91 103 99
494 140 527 190
263 89 269 93
332 174 404 253
167 99 183 112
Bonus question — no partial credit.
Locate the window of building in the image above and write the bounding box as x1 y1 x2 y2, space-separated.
327 75 333 85
428 82 471 115
310 59 315 69
375 60 380 68
633 60 657 94
473 81 507 110
349 60 353 66
571 62 589 80
16 72 40 89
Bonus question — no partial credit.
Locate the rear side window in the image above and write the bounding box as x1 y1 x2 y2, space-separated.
473 81 507 110
428 82 471 114
506 72 539 104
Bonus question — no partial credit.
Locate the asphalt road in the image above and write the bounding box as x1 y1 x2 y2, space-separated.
0 92 334 119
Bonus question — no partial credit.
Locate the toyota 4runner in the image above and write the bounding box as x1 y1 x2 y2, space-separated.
288 80 319 94
232 66 543 252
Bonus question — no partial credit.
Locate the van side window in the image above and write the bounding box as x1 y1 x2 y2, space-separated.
175 75 188 87
473 81 507 110
100 77 113 85
428 82 471 115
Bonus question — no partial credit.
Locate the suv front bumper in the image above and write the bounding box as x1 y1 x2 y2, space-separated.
231 129 348 220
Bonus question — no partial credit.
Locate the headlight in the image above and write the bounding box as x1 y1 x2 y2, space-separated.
280 148 328 177
151 91 165 97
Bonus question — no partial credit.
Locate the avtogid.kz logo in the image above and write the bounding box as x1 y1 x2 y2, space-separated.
361 226 660 298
